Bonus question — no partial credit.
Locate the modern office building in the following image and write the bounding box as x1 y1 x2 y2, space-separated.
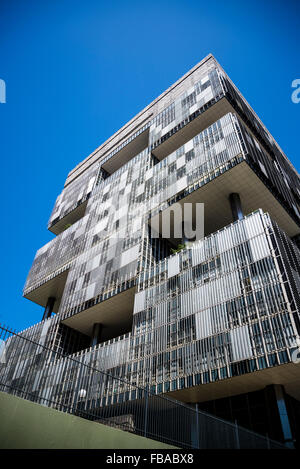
2 54 300 446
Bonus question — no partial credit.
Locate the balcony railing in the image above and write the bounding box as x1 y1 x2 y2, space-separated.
0 323 286 449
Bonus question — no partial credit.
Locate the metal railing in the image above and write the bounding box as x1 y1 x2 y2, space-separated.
0 323 286 449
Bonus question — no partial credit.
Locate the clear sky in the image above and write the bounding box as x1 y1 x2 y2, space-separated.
0 0 299 331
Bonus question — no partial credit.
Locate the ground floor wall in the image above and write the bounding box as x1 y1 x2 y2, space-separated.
0 392 176 449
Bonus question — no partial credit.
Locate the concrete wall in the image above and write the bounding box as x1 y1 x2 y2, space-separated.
0 392 176 449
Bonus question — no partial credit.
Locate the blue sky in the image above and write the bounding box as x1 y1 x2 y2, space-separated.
0 0 299 331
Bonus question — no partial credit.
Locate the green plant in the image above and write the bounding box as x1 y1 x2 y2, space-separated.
170 243 186 254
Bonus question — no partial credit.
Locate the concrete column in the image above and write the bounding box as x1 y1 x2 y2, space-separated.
91 323 102 347
229 193 243 222
42 297 56 321
273 385 294 448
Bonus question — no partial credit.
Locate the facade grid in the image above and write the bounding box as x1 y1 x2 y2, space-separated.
2 54 300 446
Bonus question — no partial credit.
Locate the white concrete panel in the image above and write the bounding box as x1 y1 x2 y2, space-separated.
168 255 180 278
230 325 252 361
195 309 212 339
176 155 186 169
85 283 96 301
134 290 146 314
120 244 139 268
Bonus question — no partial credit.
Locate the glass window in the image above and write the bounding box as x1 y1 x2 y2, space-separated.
258 356 267 370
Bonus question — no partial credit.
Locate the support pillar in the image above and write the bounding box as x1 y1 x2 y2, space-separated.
264 384 294 448
91 323 102 347
42 297 56 321
229 193 243 222
273 385 294 448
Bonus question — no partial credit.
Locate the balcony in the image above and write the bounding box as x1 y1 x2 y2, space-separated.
101 128 150 175
61 285 135 340
148 159 300 241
